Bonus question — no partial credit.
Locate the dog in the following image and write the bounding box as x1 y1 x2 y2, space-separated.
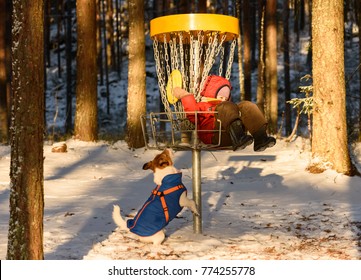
112 149 199 245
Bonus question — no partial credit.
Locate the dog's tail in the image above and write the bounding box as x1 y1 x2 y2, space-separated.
112 205 128 231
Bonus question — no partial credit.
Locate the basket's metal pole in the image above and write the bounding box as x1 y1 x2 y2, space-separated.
192 128 202 233
192 148 202 233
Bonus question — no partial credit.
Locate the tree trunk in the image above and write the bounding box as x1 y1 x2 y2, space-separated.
7 0 44 260
265 0 278 134
74 0 98 141
243 0 252 101
126 0 146 149
97 0 104 85
250 0 257 68
0 0 8 143
153 0 164 17
311 0 353 175
358 0 361 141
198 0 207 13
283 0 292 135
106 0 115 70
65 0 73 133
256 0 265 114
236 0 244 100
178 0 191 14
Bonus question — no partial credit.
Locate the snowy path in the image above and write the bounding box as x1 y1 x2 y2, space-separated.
1 139 361 260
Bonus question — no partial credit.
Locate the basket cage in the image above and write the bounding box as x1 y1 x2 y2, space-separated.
141 111 234 150
144 14 239 150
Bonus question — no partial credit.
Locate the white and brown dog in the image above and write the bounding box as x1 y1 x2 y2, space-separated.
112 149 199 245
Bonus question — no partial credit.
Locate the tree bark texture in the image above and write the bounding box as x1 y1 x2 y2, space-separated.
75 0 98 141
256 1 265 114
283 0 292 135
265 0 278 134
311 0 353 175
358 0 361 141
0 0 8 143
242 0 252 101
126 0 146 149
7 0 44 259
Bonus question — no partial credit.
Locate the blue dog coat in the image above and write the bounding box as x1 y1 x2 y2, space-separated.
127 173 187 237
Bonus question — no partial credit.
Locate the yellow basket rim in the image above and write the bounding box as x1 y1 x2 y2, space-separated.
150 13 239 42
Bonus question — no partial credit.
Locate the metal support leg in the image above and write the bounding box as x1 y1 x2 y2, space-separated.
192 148 202 234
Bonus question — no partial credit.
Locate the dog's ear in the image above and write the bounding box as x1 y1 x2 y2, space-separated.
143 161 154 171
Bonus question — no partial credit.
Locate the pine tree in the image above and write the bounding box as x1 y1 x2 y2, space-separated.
0 0 9 143
7 0 45 259
74 0 98 141
265 0 278 134
126 0 146 149
310 0 354 175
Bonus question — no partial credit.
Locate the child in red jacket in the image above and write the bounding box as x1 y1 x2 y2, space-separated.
173 75 276 151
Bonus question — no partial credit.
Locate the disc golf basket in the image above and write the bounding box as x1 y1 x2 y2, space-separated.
142 14 239 234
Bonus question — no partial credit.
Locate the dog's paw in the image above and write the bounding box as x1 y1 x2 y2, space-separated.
113 205 120 212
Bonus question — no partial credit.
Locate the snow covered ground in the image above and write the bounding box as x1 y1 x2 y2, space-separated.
1 138 361 260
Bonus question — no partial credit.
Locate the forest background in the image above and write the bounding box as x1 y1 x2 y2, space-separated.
0 0 361 260
0 1 360 145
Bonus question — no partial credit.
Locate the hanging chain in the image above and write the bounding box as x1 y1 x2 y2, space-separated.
189 33 195 94
178 32 187 91
225 37 237 80
153 38 167 102
198 35 214 100
189 31 204 95
192 35 199 95
164 34 171 79
152 31 236 130
192 31 204 99
172 35 179 71
198 33 229 101
184 36 190 91
218 44 225 77
176 32 187 119
161 35 173 118
169 39 174 71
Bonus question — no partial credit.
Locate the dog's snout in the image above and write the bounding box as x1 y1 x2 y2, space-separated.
159 159 169 167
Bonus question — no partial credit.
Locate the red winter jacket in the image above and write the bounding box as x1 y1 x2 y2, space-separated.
180 75 231 144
